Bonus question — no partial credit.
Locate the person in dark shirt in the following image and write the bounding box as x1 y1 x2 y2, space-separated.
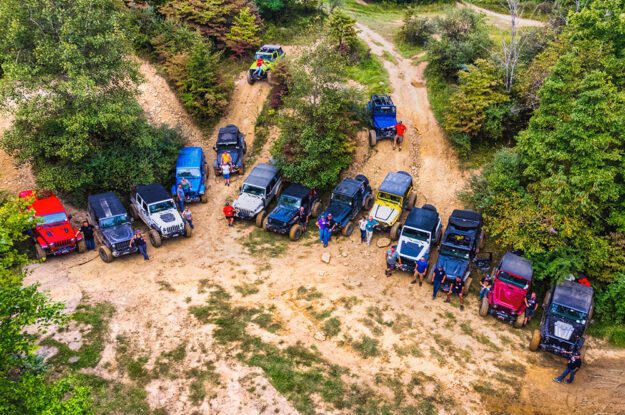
80 220 95 251
296 206 309 232
553 350 582 384
523 291 538 327
432 265 447 300
479 274 492 301
129 231 149 260
445 276 465 310
327 213 338 235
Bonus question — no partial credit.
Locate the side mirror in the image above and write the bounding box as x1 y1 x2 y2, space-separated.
68 214 73 220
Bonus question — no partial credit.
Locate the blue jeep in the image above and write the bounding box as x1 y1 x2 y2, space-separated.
430 209 484 294
171 147 208 204
321 175 373 237
213 124 246 176
367 94 397 147
264 184 322 241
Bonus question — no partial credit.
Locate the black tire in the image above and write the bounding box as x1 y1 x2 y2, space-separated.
478 229 485 251
77 239 87 253
239 164 245 176
35 244 47 261
342 221 354 237
390 222 400 241
289 224 302 241
255 210 267 228
130 204 139 220
513 313 524 328
311 201 322 218
149 230 162 248
422 203 437 213
364 195 374 210
407 192 417 209
479 297 489 317
369 129 377 147
184 222 192 238
464 277 473 295
99 246 113 263
355 174 369 187
529 329 541 351
247 71 255 85
200 193 208 204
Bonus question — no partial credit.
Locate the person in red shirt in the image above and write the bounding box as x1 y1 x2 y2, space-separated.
223 201 237 227
254 57 265 78
394 121 407 151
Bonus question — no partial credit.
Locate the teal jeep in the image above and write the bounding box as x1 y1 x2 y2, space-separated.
247 45 285 85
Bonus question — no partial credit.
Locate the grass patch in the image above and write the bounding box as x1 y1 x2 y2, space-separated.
153 343 187 378
116 336 150 385
465 0 550 21
297 286 323 301
382 50 397 64
345 40 391 95
337 296 362 310
588 323 625 348
360 317 384 336
366 306 392 327
76 373 160 415
323 317 341 338
424 66 455 133
187 362 220 404
352 335 381 358
394 340 424 358
235 282 260 296
239 228 288 258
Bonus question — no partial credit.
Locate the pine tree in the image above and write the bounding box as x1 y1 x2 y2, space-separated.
226 7 261 57
327 10 358 54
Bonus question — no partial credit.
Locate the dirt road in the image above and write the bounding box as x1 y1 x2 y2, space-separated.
458 1 546 29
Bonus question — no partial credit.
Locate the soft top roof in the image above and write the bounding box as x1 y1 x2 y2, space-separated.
405 206 439 234
449 209 482 230
88 192 127 219
136 184 171 204
371 94 394 107
217 124 241 144
334 178 363 197
379 171 412 196
176 147 203 168
500 251 533 280
282 183 311 199
244 163 279 188
259 44 281 52
553 280 594 313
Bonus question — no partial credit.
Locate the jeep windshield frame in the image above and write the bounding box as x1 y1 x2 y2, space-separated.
216 142 239 151
241 184 265 196
373 106 395 115
278 194 301 209
377 191 402 204
40 212 68 226
148 200 176 214
498 271 529 289
255 52 274 61
550 303 588 322
401 226 430 242
99 214 130 229
440 244 470 260
177 167 201 178
331 192 353 206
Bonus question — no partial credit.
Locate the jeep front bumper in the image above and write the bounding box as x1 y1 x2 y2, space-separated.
266 222 291 234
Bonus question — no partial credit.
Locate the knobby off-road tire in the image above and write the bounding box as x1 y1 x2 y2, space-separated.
247 71 255 85
35 244 47 261
77 239 87 253
407 193 417 210
130 204 139 220
529 329 541 351
289 224 302 241
99 246 113 263
149 230 162 248
184 222 192 238
364 195 374 211
200 193 208 204
479 297 489 317
513 313 525 328
390 222 400 241
255 210 267 228
369 130 377 147
342 221 354 237
311 201 323 218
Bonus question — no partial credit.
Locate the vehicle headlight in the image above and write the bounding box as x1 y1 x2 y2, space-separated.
50 242 55 247
71 238 76 242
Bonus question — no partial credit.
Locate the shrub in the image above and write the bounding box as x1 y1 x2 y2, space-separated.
400 14 434 46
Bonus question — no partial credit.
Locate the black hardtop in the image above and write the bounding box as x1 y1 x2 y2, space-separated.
217 124 241 144
500 252 533 280
449 209 482 230
260 44 281 52
553 281 594 313
282 183 311 200
371 94 394 107
405 206 439 234
244 163 279 188
88 192 127 219
334 178 363 198
136 184 171 204
379 171 412 196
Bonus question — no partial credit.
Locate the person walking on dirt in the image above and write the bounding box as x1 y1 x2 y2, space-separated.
394 121 407 151
182 206 194 229
359 217 368 243
254 57 265 77
411 256 428 286
385 245 402 277
317 215 329 247
223 201 236 227
365 216 379 246
523 291 538 327
180 177 192 199
222 163 231 186
445 276 465 310
432 265 447 300
296 206 309 232
479 274 493 301
80 220 95 251
553 350 582 384
130 230 149 260
176 184 186 211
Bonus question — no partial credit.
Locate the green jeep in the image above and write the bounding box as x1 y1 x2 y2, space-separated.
247 44 285 85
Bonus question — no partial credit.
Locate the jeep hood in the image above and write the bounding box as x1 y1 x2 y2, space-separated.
174 177 202 194
437 254 469 279
215 150 242 167
398 238 429 261
269 205 298 223
545 314 585 344
323 201 351 224
373 115 397 130
153 210 183 228
101 224 134 244
234 192 263 213
492 280 527 313
38 223 78 246
371 202 399 225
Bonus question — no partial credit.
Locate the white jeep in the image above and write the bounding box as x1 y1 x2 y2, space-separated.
233 163 282 227
397 204 442 273
130 183 191 247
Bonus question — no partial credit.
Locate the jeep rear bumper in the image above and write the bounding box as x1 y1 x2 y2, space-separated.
487 307 517 324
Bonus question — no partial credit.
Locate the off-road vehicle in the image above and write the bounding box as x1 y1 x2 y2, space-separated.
321 175 373 237
172 146 208 204
370 171 417 240
530 280 594 357
247 44 285 85
233 163 283 227
19 190 85 261
366 94 397 147
264 184 322 241
397 204 442 273
213 124 246 176
429 209 484 294
480 252 533 327
129 184 191 247
87 192 138 263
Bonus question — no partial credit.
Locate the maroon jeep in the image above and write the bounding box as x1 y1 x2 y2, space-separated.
479 252 533 328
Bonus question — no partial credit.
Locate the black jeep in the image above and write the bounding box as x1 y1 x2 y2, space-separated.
530 280 594 357
87 192 137 263
213 124 246 176
321 175 373 237
264 184 322 241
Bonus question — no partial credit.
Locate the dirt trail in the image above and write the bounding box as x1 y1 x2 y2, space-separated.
458 1 546 29
0 113 36 193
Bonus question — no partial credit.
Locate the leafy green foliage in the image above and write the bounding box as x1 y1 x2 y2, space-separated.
595 273 625 324
0 196 35 286
327 10 359 54
400 11 435 46
226 7 261 57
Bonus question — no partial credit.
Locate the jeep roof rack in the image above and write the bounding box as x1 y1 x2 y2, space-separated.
371 94 394 107
379 171 412 195
88 192 126 219
553 280 594 313
244 163 279 188
500 252 533 280
217 125 240 144
135 183 171 205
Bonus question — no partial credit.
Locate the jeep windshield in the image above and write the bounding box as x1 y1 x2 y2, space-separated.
255 52 273 61
40 212 67 226
177 168 201 178
377 192 402 204
100 214 129 229
374 106 395 115
149 200 176 214
498 271 529 289
278 195 301 208
401 227 429 242
550 303 588 322
331 193 353 206
440 245 470 260
241 184 265 196
216 142 238 151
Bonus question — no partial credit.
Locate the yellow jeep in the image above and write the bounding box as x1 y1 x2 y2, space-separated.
370 171 417 240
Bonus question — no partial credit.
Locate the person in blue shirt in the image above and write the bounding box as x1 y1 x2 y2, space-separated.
176 184 185 211
431 265 447 300
385 245 402 277
411 256 428 286
365 215 378 246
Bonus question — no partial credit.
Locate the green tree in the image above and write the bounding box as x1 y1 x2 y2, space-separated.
0 196 35 286
226 7 261 57
400 13 434 46
327 10 358 54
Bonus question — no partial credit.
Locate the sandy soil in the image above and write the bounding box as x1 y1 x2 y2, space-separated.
457 1 546 29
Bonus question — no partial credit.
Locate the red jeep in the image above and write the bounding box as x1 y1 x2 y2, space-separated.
19 190 85 261
479 252 533 328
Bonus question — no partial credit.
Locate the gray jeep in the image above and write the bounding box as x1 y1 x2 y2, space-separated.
233 163 283 227
88 192 138 263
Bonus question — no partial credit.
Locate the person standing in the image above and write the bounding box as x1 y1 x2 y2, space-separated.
358 216 367 243
316 215 329 247
432 265 447 300
411 256 428 286
180 177 192 199
176 184 186 211
445 276 465 310
479 274 493 301
296 206 309 232
553 350 582 384
80 220 95 251
130 231 149 260
394 120 407 151
523 291 538 327
222 163 231 186
182 206 194 229
223 201 235 227
221 151 232 168
385 245 402 277
365 216 378 246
